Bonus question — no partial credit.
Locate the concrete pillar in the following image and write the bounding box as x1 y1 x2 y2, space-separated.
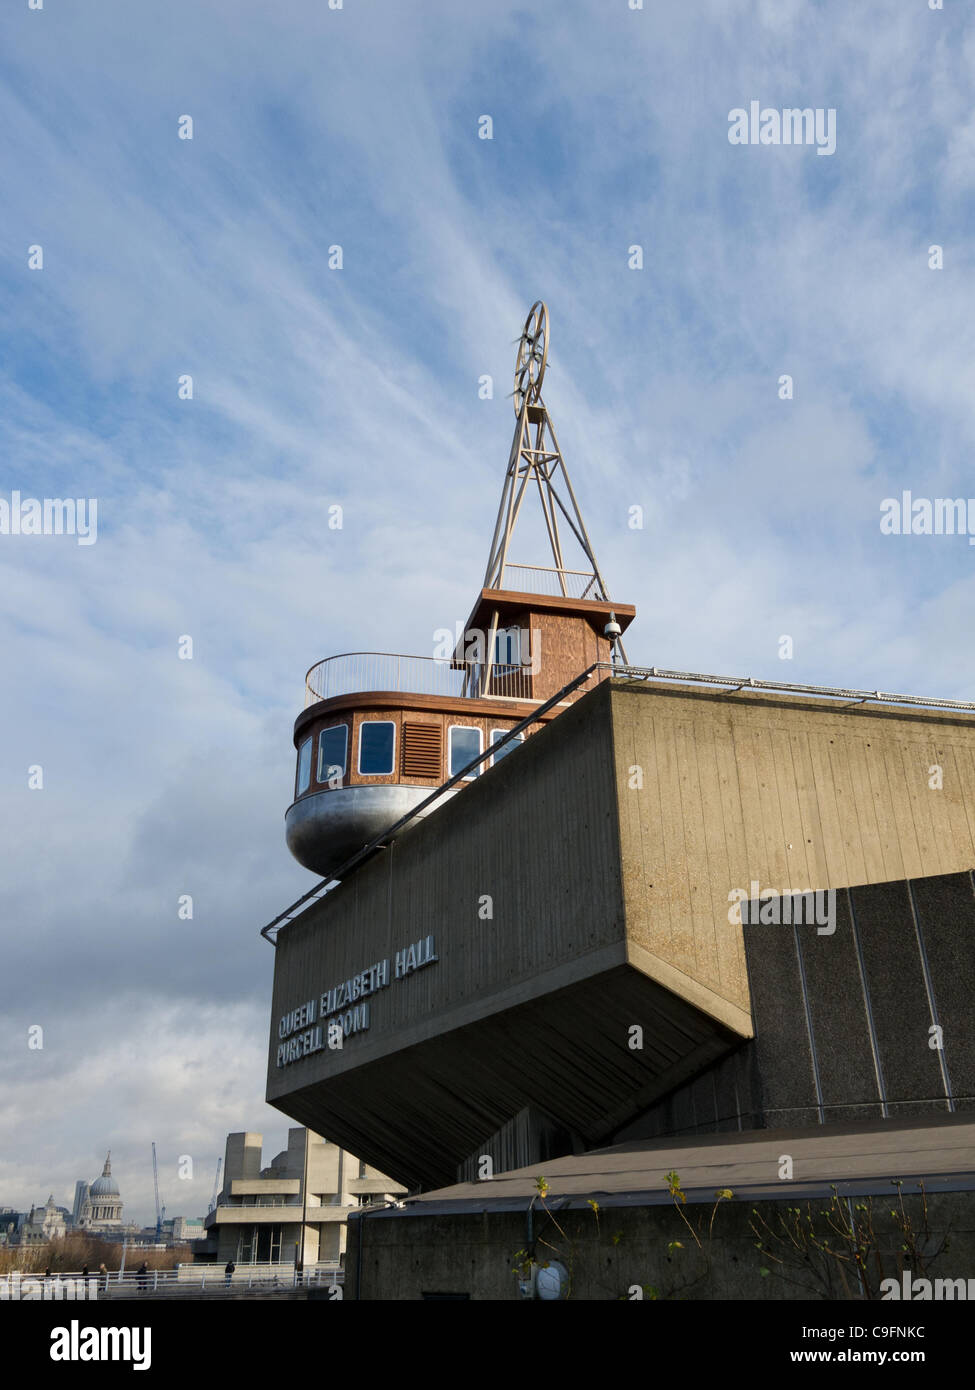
222 1132 263 1195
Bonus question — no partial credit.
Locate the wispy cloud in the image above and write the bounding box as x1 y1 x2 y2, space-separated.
1 0 973 1220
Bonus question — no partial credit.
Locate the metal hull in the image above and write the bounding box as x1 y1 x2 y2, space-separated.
285 784 458 878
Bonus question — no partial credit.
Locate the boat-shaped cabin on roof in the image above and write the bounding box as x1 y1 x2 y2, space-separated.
285 302 635 881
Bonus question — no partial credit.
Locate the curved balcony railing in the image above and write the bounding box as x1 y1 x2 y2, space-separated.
304 652 534 707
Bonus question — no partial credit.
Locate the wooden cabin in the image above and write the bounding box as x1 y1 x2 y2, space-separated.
284 301 636 880
286 587 636 878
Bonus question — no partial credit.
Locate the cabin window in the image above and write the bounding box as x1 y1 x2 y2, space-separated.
490 728 524 765
296 736 313 796
449 725 482 779
318 724 348 784
358 721 395 776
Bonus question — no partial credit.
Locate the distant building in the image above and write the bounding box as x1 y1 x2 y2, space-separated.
71 1181 88 1226
134 1215 206 1246
169 1215 205 1243
18 1195 68 1246
2 1151 144 1249
196 1128 406 1268
76 1153 124 1233
0 1207 19 1246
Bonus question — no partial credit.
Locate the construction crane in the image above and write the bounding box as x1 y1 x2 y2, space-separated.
151 1142 164 1239
209 1157 223 1213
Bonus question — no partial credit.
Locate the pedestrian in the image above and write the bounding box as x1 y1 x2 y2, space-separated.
295 1257 303 1287
224 1259 235 1287
81 1263 89 1278
137 1260 148 1293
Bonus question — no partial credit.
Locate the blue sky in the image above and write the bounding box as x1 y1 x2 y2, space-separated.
1 0 973 1224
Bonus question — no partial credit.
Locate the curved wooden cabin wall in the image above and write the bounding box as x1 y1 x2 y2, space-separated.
290 598 623 803
292 698 549 799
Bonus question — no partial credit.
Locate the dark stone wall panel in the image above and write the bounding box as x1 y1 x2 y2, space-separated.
743 921 819 1118
613 869 974 1147
910 871 975 1104
797 891 883 1116
851 880 947 1107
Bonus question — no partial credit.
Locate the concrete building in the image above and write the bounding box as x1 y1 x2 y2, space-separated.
125 1215 206 1247
266 676 975 1191
71 1181 87 1226
260 306 975 1296
196 1128 406 1268
16 1195 69 1246
168 1215 205 1244
0 1207 19 1246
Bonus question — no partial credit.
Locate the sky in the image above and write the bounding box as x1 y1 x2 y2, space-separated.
1 0 973 1226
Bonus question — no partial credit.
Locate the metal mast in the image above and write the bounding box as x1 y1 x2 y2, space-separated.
481 301 627 661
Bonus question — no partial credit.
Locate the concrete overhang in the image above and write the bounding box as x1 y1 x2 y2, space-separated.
209 1207 299 1225
230 1180 300 1196
209 1206 347 1226
346 1178 408 1196
267 681 752 1191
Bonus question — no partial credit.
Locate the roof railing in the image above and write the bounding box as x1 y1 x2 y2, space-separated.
498 563 604 600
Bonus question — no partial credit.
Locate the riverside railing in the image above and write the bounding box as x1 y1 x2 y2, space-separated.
4 1266 343 1299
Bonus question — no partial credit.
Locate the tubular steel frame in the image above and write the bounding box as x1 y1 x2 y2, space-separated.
481 301 629 664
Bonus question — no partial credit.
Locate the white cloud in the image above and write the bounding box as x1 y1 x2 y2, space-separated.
0 998 290 1226
2 0 974 1203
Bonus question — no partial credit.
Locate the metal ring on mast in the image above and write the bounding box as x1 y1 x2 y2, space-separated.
513 300 548 415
